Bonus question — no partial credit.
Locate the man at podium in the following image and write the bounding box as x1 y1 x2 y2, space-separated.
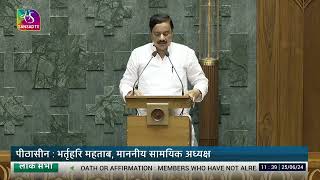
119 14 208 146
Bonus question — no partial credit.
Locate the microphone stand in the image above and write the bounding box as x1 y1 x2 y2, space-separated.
165 50 186 116
132 51 157 95
165 51 184 96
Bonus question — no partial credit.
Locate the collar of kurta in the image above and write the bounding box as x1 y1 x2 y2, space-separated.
150 42 173 56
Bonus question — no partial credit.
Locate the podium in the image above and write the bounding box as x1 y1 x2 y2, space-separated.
125 96 193 146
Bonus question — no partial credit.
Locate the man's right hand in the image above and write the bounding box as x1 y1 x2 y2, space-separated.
127 90 144 96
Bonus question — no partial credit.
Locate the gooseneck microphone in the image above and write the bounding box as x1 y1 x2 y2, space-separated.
132 51 158 95
165 50 184 96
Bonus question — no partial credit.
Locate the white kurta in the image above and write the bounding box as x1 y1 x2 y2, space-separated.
119 42 209 145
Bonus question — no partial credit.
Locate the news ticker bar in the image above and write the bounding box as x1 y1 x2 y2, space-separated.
11 146 308 161
11 162 308 173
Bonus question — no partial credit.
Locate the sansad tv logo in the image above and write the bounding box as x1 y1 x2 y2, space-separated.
16 9 41 31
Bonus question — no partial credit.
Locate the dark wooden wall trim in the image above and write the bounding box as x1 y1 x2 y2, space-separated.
257 0 279 146
303 0 320 151
278 0 303 145
257 0 303 146
257 0 280 146
258 0 320 151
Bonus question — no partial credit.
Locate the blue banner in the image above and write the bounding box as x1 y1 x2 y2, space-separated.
11 146 308 162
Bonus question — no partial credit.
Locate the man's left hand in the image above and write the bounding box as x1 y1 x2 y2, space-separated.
186 88 202 102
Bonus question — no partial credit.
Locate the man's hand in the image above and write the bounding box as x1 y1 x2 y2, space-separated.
186 88 202 102
127 90 144 96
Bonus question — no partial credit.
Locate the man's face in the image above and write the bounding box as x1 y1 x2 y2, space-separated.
151 21 173 52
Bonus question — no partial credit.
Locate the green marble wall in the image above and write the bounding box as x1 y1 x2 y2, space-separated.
0 0 256 149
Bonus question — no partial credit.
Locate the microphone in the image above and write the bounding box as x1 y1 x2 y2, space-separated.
165 50 184 96
132 51 157 95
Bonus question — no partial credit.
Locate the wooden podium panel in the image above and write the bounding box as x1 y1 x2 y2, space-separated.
127 116 191 146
